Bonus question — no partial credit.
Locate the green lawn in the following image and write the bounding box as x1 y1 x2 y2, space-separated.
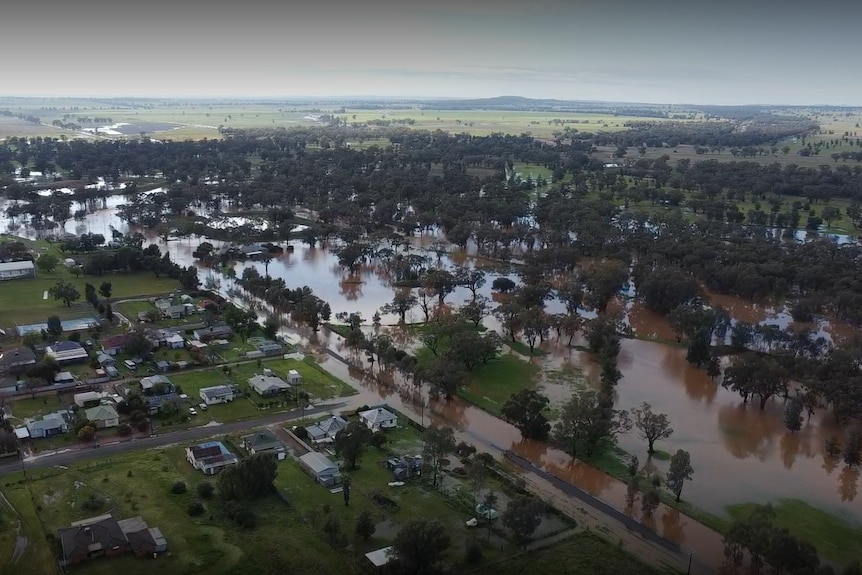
0 447 352 575
456 355 540 417
474 529 676 575
726 499 862 566
274 423 513 565
169 370 262 423
0 264 180 326
228 357 356 402
168 357 355 423
5 395 64 422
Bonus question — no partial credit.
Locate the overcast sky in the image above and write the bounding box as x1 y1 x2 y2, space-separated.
3 0 860 105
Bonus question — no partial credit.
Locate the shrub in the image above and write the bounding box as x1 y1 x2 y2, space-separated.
188 500 205 517
197 481 214 499
223 500 257 529
170 481 187 495
465 540 484 564
117 424 132 437
370 431 388 449
81 494 105 511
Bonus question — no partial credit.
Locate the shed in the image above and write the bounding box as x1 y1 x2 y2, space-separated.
0 260 36 280
298 451 341 486
286 369 302 385
365 547 395 570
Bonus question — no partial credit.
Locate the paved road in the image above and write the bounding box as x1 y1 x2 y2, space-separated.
0 402 342 476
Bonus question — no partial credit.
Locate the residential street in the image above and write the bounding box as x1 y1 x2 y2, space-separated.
0 402 342 476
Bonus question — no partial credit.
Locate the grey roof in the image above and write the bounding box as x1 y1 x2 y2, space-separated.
359 407 398 425
140 375 172 387
306 415 348 441
27 412 67 432
96 352 114 364
117 516 149 535
242 430 282 451
0 260 34 272
248 374 291 394
200 385 235 399
299 451 339 475
0 347 36 370
85 404 118 422
365 547 395 568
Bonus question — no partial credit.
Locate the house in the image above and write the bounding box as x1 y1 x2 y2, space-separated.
45 341 89 364
186 441 238 475
101 333 129 356
140 375 173 394
286 369 302 385
26 411 69 438
105 365 120 379
163 305 186 320
0 347 36 374
0 260 36 280
117 517 167 557
241 429 284 455
74 391 103 408
145 392 179 415
96 352 116 368
254 340 284 356
305 415 349 444
192 324 233 342
298 451 342 486
199 384 240 405
85 404 120 429
160 330 185 349
240 243 266 257
58 516 129 566
359 407 398 431
57 514 166 567
248 374 291 397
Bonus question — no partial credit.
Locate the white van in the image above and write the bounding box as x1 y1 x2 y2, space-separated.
123 359 137 370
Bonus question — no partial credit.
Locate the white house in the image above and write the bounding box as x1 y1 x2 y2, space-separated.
161 331 185 349
359 407 398 431
199 384 240 405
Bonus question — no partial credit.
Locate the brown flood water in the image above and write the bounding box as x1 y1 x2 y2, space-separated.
4 195 861 570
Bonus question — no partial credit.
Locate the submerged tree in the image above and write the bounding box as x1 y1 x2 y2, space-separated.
665 449 694 502
631 402 674 455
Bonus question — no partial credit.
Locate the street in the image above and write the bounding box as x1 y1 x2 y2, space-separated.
0 402 342 476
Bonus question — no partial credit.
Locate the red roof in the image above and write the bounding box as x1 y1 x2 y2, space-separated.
101 334 129 348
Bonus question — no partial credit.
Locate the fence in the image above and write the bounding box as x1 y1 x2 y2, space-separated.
503 450 681 554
